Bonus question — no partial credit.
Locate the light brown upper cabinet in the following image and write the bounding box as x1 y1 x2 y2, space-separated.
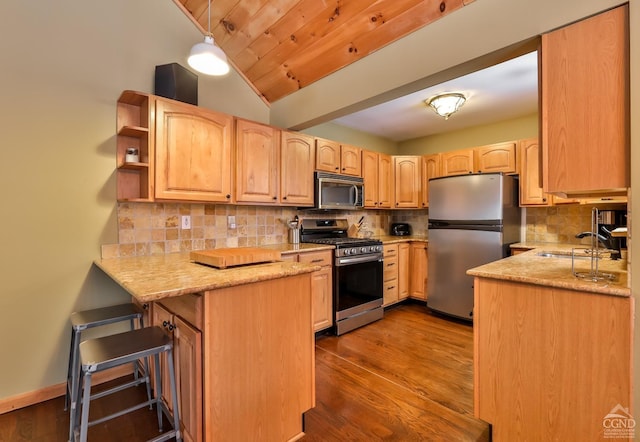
235 118 280 204
394 156 421 208
315 138 362 176
280 131 315 206
362 150 393 209
442 142 517 177
475 141 517 174
155 98 233 202
421 154 442 208
518 138 551 206
541 5 629 197
441 149 475 176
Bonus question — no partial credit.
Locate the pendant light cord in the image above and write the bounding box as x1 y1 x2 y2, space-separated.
207 0 211 37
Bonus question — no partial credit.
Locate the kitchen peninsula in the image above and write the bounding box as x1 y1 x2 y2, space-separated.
95 251 322 442
469 248 632 441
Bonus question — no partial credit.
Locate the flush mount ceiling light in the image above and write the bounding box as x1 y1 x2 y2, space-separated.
425 93 467 120
188 0 230 76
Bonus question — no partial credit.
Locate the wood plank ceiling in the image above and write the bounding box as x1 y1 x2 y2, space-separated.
174 0 475 104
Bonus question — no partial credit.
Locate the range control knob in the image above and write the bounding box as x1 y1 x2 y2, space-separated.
343 249 351 256
350 248 358 255
360 247 367 253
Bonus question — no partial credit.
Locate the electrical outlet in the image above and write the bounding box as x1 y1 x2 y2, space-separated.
181 215 191 230
228 215 236 229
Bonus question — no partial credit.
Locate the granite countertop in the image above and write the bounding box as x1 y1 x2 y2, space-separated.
467 244 630 297
95 252 321 303
258 243 334 254
376 235 428 244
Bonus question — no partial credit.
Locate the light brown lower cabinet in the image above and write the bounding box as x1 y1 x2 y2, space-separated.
409 242 427 300
153 297 203 442
147 273 314 441
298 250 333 331
383 245 399 306
474 278 633 441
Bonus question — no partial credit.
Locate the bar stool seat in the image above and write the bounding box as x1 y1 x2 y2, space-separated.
73 326 182 442
66 304 146 441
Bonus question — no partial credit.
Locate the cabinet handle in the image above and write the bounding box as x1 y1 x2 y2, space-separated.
335 166 339 170
283 196 287 200
387 285 396 290
142 303 149 310
311 259 324 263
162 320 168 327
273 196 277 200
225 194 231 199
168 323 175 331
387 262 396 267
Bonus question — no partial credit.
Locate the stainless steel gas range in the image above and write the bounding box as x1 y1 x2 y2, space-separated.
300 219 384 335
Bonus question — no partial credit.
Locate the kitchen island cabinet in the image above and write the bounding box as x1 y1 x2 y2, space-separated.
95 253 317 441
469 250 632 441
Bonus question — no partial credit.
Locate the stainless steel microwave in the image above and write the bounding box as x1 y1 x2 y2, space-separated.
315 172 364 210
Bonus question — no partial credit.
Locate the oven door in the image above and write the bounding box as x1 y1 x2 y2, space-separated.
334 253 383 321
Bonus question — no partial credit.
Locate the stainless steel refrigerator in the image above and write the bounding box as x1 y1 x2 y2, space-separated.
427 173 521 320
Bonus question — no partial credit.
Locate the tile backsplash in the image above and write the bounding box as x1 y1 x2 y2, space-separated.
102 202 627 259
102 203 429 258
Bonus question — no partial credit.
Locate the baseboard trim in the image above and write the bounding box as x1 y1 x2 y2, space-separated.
0 365 132 415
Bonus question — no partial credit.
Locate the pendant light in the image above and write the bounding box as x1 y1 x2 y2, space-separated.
425 93 467 119
188 0 230 76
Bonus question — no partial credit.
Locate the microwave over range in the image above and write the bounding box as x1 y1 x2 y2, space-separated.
314 172 364 210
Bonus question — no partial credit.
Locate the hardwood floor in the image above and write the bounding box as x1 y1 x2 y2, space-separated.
302 302 489 441
0 302 489 441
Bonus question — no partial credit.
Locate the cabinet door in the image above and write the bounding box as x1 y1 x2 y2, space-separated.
394 156 421 208
441 149 474 176
310 266 333 331
315 138 341 173
155 99 233 202
398 243 410 300
541 5 629 195
280 131 315 206
361 150 379 208
235 119 279 204
340 144 362 176
475 142 517 174
519 138 551 206
421 154 441 208
299 250 333 331
410 242 427 300
152 303 175 412
173 316 202 442
377 154 393 208
153 303 203 442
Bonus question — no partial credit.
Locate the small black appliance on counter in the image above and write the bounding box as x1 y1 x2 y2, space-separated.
390 223 412 236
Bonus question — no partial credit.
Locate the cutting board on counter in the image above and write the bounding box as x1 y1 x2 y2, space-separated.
190 247 281 269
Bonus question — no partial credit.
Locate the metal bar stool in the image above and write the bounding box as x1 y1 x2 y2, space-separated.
72 326 182 442
66 304 148 440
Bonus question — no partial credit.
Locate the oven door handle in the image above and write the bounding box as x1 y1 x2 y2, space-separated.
336 254 382 266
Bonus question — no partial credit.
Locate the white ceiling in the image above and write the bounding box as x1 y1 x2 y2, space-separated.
333 51 539 142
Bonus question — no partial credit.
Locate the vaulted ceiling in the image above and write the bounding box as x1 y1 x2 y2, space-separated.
173 0 476 104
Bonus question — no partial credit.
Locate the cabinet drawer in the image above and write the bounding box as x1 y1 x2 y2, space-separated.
384 256 398 281
299 250 332 267
158 293 203 330
384 279 399 298
383 244 398 258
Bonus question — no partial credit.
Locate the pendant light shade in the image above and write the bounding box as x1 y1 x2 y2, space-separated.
188 35 230 76
187 0 230 76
